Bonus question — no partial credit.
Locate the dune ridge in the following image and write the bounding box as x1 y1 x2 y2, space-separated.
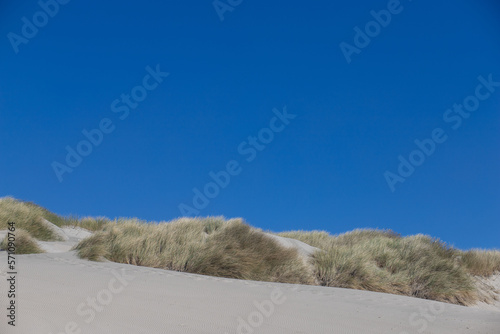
0 196 499 333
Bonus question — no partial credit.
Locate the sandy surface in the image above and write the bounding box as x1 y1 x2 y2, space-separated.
0 251 498 334
40 218 70 241
0 226 499 333
37 226 93 253
472 274 500 313
265 233 320 258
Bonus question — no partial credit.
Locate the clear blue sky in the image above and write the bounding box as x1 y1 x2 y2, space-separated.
1 0 499 249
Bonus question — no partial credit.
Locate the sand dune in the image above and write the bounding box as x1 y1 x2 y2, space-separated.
0 254 499 333
265 233 320 257
0 226 499 333
473 274 500 313
36 226 92 253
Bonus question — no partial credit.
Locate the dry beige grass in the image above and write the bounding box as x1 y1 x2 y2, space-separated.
75 217 314 284
0 228 44 254
0 197 67 241
278 229 500 305
2 197 499 307
0 197 110 237
73 216 111 231
460 249 500 276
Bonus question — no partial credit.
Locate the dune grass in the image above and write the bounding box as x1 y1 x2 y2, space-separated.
2 196 499 306
278 229 500 305
0 197 70 241
0 197 111 239
0 229 44 254
75 217 313 284
73 216 111 231
460 249 500 277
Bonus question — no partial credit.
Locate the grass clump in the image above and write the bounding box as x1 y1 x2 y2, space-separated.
0 229 44 254
75 217 313 284
460 249 500 276
0 197 69 241
73 216 111 231
0 197 111 243
279 229 488 305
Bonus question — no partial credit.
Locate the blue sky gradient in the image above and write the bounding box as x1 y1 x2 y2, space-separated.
1 0 499 249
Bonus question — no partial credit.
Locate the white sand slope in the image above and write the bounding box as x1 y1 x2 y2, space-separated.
472 274 500 313
0 250 499 334
40 218 70 241
0 226 499 333
37 226 93 253
264 233 320 258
